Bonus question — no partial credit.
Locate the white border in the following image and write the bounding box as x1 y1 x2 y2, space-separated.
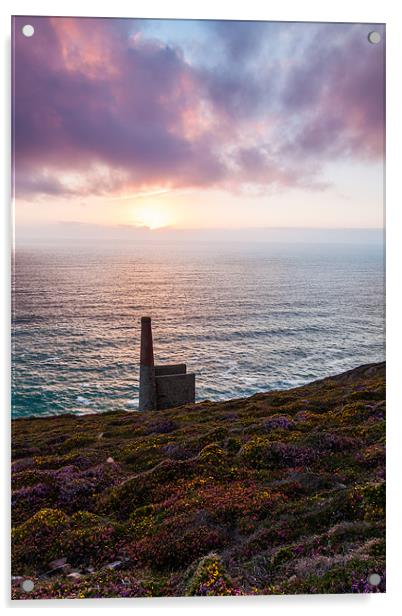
1 0 401 613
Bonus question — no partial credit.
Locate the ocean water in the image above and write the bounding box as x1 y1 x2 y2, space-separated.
11 241 385 418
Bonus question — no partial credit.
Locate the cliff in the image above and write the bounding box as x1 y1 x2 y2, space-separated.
11 362 385 598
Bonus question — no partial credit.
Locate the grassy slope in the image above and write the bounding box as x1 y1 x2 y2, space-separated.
11 362 385 599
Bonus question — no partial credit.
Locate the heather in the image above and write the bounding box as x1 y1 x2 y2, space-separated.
11 362 385 599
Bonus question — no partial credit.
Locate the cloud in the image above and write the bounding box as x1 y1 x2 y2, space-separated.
210 20 274 61
278 24 385 160
12 17 384 200
13 17 226 198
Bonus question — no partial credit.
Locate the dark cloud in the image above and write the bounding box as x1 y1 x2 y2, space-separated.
12 17 384 199
13 16 226 198
278 24 385 159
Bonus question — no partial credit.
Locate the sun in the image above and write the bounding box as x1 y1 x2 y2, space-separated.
133 204 173 230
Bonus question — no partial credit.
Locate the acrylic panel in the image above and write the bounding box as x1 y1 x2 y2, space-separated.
11 16 385 599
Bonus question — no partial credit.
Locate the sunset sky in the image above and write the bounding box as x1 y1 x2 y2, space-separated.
12 17 385 240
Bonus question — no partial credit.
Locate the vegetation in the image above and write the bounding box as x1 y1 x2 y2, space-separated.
11 362 385 599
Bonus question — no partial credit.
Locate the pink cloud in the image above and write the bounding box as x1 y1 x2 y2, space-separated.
12 18 385 199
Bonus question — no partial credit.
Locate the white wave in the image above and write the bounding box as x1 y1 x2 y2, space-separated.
75 408 98 416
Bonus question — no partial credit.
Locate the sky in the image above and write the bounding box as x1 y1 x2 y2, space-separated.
12 17 385 243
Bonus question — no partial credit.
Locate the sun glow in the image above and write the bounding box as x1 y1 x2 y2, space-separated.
133 204 174 230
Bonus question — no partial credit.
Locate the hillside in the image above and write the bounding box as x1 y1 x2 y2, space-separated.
11 362 385 599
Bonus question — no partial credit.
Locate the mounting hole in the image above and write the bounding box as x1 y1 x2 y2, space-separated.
368 31 381 44
21 579 34 592
22 24 35 38
368 573 381 586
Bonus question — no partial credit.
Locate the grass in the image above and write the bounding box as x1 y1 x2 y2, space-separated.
11 361 385 599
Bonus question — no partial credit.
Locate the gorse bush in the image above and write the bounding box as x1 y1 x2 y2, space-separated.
240 437 317 469
12 508 70 571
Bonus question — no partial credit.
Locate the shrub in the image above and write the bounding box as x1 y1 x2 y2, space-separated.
263 415 295 431
271 546 295 566
142 419 177 435
348 389 385 402
304 432 359 453
12 482 55 525
12 508 69 572
198 443 227 476
59 435 96 452
135 522 227 570
32 452 96 470
226 437 241 455
63 511 120 567
119 441 163 471
186 553 241 596
240 437 317 469
355 482 385 521
55 463 121 512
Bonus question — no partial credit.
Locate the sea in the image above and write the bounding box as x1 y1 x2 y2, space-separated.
11 241 385 418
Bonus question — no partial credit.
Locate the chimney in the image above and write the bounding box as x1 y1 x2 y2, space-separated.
138 316 157 411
